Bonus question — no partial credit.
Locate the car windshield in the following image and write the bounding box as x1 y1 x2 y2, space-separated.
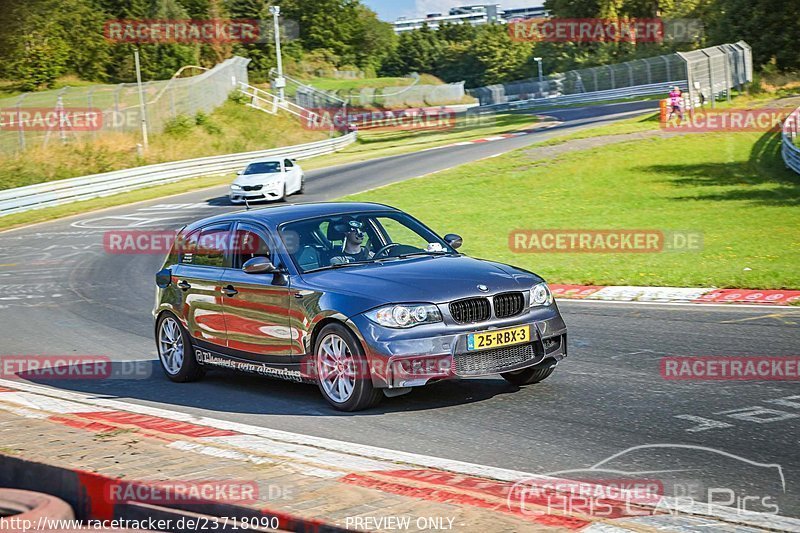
280 211 455 273
243 161 281 175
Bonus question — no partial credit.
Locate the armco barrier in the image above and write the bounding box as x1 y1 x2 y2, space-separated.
0 133 356 217
781 106 800 175
480 82 686 112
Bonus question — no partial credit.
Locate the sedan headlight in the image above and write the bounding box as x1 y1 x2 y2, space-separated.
230 184 242 190
366 304 442 328
530 283 553 307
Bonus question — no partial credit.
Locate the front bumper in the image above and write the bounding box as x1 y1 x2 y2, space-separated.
348 306 568 389
229 186 282 202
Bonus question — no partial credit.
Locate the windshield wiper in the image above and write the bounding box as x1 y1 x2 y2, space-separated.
396 251 453 259
305 261 371 273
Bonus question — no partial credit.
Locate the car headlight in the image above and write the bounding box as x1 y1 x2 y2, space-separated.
366 304 442 328
230 184 242 191
530 283 553 307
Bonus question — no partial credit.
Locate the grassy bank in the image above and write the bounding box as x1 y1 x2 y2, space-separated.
344 126 800 289
0 98 328 191
299 74 444 92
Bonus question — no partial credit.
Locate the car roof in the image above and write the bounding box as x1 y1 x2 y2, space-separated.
182 202 401 232
246 159 282 165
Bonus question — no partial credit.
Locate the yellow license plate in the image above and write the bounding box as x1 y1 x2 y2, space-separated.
467 325 531 351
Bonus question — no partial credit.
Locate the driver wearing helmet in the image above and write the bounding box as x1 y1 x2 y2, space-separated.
330 220 374 264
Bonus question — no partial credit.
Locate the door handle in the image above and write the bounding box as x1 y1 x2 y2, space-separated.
177 280 191 290
222 285 238 297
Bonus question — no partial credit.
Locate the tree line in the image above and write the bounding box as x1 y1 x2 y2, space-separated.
0 0 796 92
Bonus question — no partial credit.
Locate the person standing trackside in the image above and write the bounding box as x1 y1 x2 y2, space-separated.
668 86 684 122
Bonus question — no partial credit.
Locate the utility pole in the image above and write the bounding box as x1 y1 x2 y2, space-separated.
269 6 286 102
534 57 544 84
134 48 149 151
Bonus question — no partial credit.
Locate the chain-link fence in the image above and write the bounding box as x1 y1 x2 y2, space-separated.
470 42 751 107
0 56 250 155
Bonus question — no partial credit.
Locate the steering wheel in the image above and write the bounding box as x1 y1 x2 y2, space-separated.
373 242 401 258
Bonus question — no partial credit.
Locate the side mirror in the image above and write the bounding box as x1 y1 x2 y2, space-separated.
236 170 243 175
243 256 279 274
444 233 463 249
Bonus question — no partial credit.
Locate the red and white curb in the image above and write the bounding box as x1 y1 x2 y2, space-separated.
550 284 800 306
0 380 798 532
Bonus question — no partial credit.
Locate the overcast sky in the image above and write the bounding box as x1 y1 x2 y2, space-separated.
362 0 545 22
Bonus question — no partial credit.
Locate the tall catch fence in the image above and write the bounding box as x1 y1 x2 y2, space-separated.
470 42 751 109
0 56 250 155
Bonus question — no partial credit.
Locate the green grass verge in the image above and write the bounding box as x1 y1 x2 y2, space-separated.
344 127 800 289
302 113 541 170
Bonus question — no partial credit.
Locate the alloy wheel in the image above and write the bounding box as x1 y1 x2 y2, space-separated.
158 317 185 375
317 333 356 403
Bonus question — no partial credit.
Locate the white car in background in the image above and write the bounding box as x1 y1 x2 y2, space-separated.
229 158 304 204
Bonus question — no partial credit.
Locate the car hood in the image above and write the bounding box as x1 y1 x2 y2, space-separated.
301 255 543 308
233 172 282 186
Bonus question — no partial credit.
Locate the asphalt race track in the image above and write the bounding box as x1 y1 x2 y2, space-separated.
1 100 798 518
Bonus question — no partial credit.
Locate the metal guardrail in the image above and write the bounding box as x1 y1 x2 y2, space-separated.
239 82 317 121
0 133 356 217
782 106 800 175
479 82 687 112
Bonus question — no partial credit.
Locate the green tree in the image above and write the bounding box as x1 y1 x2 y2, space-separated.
0 0 110 89
709 0 800 71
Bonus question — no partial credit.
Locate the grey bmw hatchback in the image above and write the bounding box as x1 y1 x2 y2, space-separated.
153 202 567 411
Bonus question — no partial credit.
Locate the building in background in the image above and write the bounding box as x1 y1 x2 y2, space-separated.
392 3 547 33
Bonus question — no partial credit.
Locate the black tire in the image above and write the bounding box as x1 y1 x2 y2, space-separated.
297 175 305 194
156 312 205 383
501 361 555 386
313 323 382 411
280 184 288 202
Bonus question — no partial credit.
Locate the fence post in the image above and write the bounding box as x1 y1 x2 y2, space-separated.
663 56 671 82
721 47 732 101
705 52 715 108
607 65 615 89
